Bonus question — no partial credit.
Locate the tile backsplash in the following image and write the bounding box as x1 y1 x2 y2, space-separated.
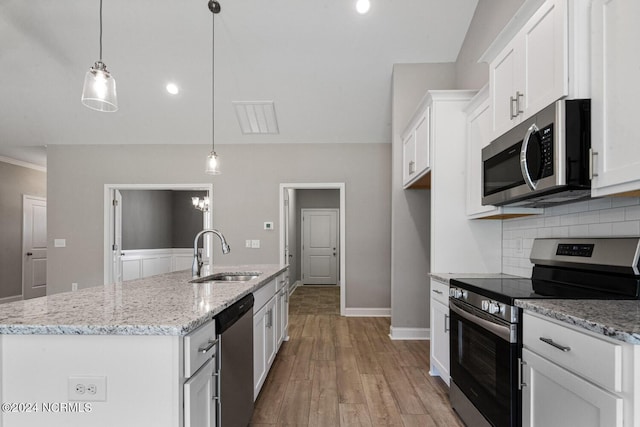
502 197 640 277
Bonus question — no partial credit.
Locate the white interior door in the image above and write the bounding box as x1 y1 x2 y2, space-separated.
23 196 47 299
301 209 338 285
111 189 123 284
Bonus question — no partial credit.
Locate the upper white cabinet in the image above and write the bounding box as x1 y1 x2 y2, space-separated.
481 0 591 139
590 0 640 197
402 102 431 188
465 86 543 219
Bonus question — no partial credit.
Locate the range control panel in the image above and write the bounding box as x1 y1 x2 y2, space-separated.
556 243 595 257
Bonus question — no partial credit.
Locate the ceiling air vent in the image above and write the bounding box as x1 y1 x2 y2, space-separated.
233 101 279 135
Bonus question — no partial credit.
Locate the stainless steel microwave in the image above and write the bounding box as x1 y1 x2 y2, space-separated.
482 99 591 207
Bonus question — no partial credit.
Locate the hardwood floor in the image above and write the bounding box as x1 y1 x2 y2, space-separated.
251 286 464 426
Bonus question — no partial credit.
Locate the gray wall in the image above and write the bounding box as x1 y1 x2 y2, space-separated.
47 143 392 311
455 0 525 89
121 190 173 250
0 161 46 299
294 189 340 282
390 63 456 330
171 191 207 248
120 190 206 250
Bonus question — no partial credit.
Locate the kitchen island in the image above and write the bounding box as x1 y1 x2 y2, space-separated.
0 264 288 427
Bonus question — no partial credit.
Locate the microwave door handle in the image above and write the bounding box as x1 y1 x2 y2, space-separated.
520 123 539 191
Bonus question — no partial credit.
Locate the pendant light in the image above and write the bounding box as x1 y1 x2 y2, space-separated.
205 0 222 175
81 0 118 112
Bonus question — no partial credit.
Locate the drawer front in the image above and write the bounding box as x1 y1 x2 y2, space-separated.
254 279 276 312
276 271 289 292
430 279 449 306
184 320 217 378
523 312 622 392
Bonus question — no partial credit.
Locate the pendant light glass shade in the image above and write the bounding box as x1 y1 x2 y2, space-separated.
205 151 221 175
81 61 118 112
81 0 118 112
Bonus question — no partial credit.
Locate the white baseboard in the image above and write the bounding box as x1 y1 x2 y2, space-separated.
0 295 22 305
289 280 301 295
389 326 430 340
343 307 391 317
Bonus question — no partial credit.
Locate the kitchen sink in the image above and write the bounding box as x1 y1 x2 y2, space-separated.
189 272 261 284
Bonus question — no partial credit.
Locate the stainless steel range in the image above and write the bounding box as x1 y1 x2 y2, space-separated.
448 238 640 427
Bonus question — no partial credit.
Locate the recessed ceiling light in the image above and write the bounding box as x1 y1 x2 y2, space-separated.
356 0 370 14
166 83 179 95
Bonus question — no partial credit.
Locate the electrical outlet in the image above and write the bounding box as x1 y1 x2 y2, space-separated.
72 283 78 291
68 376 107 401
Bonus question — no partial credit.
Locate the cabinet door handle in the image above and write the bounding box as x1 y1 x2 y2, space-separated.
510 96 518 119
408 161 416 175
198 339 218 354
539 337 571 352
518 358 527 390
515 91 524 115
444 314 450 333
589 148 599 178
433 289 443 295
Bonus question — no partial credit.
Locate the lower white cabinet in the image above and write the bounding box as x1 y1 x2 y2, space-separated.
183 318 217 427
275 273 290 349
184 357 216 427
522 312 636 427
253 268 289 400
522 348 622 427
429 278 450 385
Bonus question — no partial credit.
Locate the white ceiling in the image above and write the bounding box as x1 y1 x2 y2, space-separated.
0 0 478 167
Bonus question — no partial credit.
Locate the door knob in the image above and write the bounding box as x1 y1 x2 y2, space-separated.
26 252 33 256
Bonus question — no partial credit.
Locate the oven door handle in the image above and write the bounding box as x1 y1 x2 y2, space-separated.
520 123 539 191
449 300 512 343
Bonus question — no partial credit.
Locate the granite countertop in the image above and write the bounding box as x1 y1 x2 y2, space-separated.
516 299 640 345
429 272 516 284
0 264 288 336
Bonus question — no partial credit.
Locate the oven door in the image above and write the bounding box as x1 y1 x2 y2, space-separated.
449 299 521 427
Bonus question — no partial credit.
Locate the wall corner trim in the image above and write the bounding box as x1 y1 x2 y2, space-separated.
388 326 430 340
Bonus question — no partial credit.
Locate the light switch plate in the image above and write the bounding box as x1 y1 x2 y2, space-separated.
245 240 252 248
54 239 66 248
251 240 260 249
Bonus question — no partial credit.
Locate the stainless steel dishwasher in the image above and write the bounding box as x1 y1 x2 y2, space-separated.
215 293 254 427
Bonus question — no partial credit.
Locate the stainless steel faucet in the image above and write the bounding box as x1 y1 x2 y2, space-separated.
192 229 231 278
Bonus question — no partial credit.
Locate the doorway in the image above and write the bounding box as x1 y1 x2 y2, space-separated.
22 195 47 299
103 183 213 285
279 183 346 315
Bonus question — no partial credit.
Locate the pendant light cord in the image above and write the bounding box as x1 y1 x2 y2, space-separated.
208 0 220 153
99 0 103 61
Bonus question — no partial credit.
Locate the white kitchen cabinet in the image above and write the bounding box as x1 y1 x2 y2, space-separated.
253 268 289 400
464 86 543 219
590 0 640 197
253 288 276 400
184 357 216 427
522 312 637 427
402 103 430 188
429 278 450 385
522 348 623 427
275 272 289 350
481 0 590 139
